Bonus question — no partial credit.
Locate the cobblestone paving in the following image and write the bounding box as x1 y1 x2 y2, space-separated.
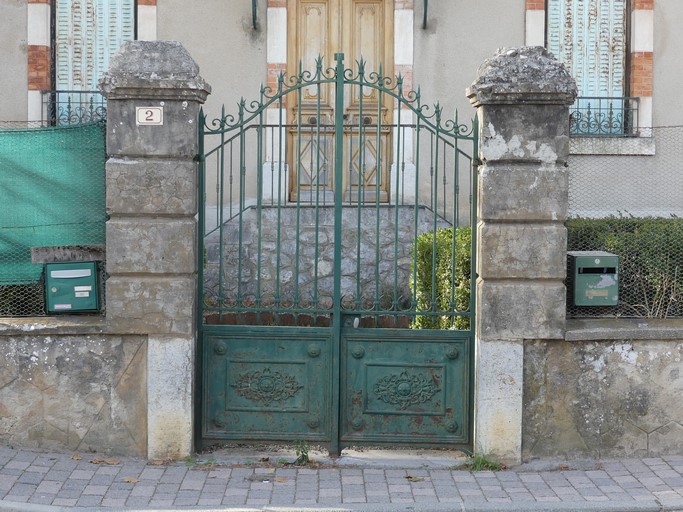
1 448 683 510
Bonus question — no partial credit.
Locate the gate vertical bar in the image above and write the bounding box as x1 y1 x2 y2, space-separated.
331 52 345 455
196 107 206 452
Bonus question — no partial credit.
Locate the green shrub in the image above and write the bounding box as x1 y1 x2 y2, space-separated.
410 226 472 330
567 216 683 318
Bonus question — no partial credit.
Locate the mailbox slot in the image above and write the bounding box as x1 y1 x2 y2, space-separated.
45 262 99 313
568 251 619 307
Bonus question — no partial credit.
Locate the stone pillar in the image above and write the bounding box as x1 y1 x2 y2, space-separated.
467 47 577 465
100 41 210 459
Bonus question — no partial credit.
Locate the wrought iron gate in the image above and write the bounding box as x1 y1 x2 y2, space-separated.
198 54 478 453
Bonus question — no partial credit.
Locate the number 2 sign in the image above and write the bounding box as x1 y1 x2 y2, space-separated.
136 106 164 126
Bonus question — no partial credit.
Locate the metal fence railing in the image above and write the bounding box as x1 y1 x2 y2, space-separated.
567 126 683 318
0 121 106 316
41 90 106 126
569 96 639 137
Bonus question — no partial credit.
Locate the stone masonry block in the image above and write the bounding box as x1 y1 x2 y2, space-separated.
106 218 196 274
147 335 194 460
478 165 568 222
475 339 524 465
106 98 201 158
649 422 683 456
105 276 195 336
467 47 577 107
106 158 197 215
476 104 571 163
476 280 566 340
477 223 566 279
476 339 524 407
0 335 147 457
523 339 683 460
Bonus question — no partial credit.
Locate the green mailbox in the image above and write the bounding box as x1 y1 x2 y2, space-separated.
45 262 99 313
568 251 619 306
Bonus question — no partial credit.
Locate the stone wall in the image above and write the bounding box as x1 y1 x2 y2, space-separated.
0 41 209 460
524 319 683 460
204 206 448 309
0 319 146 456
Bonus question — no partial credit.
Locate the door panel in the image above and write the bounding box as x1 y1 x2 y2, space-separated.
341 330 470 444
288 0 394 202
203 328 332 441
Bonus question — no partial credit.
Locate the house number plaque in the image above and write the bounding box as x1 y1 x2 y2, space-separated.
136 106 163 126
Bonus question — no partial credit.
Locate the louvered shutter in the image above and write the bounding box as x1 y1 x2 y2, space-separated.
54 0 135 92
547 0 626 98
547 0 627 134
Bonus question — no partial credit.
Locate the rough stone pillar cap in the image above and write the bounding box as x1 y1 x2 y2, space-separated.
99 40 211 101
467 46 577 107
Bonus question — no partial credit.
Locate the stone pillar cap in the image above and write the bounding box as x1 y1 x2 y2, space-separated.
467 46 577 107
99 40 211 101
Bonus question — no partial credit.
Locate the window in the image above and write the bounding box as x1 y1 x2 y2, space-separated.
51 0 134 123
547 0 636 136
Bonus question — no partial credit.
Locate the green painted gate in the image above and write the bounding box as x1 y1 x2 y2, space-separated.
198 55 478 453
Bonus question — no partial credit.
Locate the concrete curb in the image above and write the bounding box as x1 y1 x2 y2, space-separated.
0 499 668 512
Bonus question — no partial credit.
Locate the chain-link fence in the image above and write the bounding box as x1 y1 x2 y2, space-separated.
567 126 683 318
0 121 106 316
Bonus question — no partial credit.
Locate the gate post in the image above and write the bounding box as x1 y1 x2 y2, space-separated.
467 47 577 465
100 41 210 459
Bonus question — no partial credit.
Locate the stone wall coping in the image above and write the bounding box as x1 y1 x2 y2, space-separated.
467 46 577 107
99 40 211 101
566 318 683 342
0 317 127 337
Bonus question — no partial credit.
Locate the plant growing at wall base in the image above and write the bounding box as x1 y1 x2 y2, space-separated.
294 440 310 466
462 453 506 472
410 226 471 330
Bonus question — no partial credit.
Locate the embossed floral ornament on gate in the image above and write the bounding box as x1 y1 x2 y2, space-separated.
374 370 440 410
231 368 304 406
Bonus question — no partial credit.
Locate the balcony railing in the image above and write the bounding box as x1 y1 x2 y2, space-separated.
41 90 106 126
569 96 639 137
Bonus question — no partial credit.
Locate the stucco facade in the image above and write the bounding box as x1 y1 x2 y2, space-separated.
3 1 682 129
0 1 28 122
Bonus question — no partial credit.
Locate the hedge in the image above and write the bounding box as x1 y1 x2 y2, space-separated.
410 226 472 330
567 216 683 318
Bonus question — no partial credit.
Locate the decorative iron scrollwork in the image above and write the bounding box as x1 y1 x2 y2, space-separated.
214 413 227 428
231 367 303 406
374 370 440 410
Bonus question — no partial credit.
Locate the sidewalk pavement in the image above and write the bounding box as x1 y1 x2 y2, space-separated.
1 445 683 512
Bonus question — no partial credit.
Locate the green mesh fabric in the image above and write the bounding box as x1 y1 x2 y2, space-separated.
0 122 105 285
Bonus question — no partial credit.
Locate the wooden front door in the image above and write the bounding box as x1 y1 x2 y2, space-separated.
287 0 394 202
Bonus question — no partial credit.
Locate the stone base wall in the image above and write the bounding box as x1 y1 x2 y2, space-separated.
204 205 449 308
524 319 683 460
0 321 147 456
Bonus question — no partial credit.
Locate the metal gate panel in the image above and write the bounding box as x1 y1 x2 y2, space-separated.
198 54 477 452
341 329 470 444
203 327 332 442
